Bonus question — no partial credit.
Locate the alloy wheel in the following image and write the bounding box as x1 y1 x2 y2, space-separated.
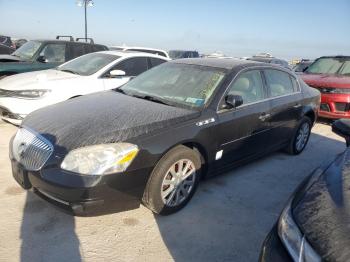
161 159 196 207
296 122 310 151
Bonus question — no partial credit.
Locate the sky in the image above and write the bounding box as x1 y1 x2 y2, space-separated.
0 0 349 60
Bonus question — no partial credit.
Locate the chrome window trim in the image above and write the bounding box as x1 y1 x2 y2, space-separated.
216 65 302 114
220 122 285 146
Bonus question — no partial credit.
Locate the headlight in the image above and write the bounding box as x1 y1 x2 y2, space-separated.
12 89 51 98
60 143 139 175
278 199 321 262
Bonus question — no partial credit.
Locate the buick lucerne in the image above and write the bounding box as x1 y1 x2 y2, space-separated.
10 58 320 215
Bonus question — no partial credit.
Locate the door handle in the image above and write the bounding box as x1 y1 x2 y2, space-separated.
293 103 302 108
259 113 271 121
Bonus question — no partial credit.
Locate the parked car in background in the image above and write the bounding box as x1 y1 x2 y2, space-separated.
13 38 28 49
293 59 313 73
9 58 319 216
0 36 108 79
168 50 199 59
259 118 350 262
301 56 350 119
0 35 16 49
0 51 169 125
0 35 15 55
0 43 15 55
248 56 290 69
109 45 169 58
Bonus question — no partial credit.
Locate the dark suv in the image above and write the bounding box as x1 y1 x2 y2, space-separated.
0 36 108 78
0 35 15 55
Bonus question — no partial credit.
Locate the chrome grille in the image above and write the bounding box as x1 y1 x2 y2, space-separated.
12 128 53 171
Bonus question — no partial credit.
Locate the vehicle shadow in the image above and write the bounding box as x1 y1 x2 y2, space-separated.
20 191 81 262
153 132 345 262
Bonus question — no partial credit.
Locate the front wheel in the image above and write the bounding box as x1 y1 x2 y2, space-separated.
286 117 312 155
142 145 201 215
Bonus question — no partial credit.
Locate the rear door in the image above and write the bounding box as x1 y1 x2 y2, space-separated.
263 69 303 146
102 57 149 90
215 69 272 167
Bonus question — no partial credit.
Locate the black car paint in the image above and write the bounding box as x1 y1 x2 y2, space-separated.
260 120 350 262
259 167 325 262
293 149 350 262
10 59 320 215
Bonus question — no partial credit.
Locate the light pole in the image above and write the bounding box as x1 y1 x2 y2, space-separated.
76 0 94 42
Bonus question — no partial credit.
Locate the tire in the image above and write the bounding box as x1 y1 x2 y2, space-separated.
286 117 312 155
142 145 201 215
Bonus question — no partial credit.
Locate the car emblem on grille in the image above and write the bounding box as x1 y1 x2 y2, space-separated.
18 142 27 158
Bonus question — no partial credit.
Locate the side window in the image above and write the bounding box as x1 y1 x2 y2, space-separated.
264 69 295 97
70 44 87 59
290 76 300 92
226 70 265 105
114 57 148 77
149 58 166 68
39 44 66 62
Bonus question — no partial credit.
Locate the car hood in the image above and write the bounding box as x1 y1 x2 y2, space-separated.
301 73 350 89
0 54 22 62
0 69 80 90
293 148 350 262
22 91 200 152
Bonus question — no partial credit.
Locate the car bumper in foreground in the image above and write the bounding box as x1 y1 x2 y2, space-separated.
319 93 350 119
10 157 151 216
259 224 293 262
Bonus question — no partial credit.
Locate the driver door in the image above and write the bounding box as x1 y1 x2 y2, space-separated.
214 69 273 167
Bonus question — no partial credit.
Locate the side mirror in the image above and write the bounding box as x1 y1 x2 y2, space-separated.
332 119 350 146
109 70 126 78
224 94 243 109
37 55 48 63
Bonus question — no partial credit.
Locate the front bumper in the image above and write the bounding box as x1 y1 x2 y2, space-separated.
0 106 25 125
318 93 350 119
259 224 292 262
0 96 53 124
10 156 152 216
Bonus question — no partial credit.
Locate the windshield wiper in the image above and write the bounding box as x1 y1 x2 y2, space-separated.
133 94 173 106
59 69 79 75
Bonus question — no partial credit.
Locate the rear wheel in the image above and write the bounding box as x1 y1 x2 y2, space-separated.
286 117 312 155
143 145 201 215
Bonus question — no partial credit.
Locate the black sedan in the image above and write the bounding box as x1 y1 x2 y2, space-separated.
10 58 320 215
259 119 350 262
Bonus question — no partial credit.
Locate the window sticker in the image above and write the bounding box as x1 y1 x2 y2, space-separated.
185 97 205 106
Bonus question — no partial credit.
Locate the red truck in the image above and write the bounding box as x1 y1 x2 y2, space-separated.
301 56 350 119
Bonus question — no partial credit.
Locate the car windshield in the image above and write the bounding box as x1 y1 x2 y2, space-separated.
57 53 120 76
119 63 226 109
305 57 350 75
12 41 42 60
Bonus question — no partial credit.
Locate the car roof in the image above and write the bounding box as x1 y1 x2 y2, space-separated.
110 45 167 53
97 50 170 60
32 39 104 46
171 58 263 70
248 57 286 62
318 55 350 59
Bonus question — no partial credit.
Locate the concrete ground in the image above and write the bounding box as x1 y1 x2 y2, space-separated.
0 120 345 262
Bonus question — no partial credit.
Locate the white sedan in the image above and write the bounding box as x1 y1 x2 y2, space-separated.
0 51 169 125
